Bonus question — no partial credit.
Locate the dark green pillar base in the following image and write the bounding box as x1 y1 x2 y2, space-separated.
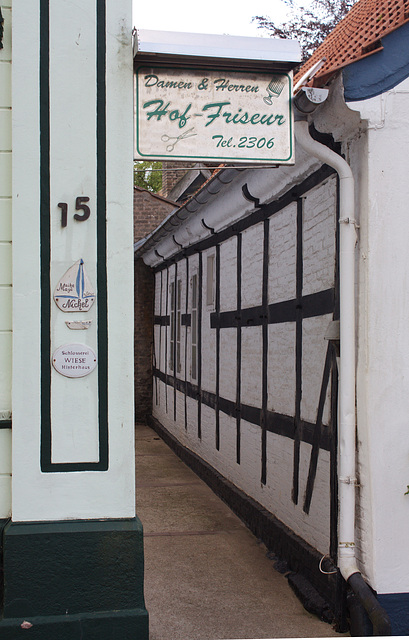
0 518 149 639
0 609 148 639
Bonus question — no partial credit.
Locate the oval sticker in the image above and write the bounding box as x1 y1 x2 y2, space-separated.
52 343 97 378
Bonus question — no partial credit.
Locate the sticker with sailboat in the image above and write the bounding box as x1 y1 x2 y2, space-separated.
54 259 96 313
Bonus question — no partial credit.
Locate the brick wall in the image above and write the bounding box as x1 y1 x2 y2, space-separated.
160 161 195 199
134 257 154 423
133 187 176 242
133 187 176 423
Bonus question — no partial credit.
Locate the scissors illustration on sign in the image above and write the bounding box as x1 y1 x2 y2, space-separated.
161 127 197 152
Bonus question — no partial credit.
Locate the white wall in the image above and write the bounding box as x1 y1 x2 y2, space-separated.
11 0 135 522
350 77 409 594
0 0 13 518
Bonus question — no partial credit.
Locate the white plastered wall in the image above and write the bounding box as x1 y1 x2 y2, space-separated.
11 0 135 522
348 77 409 594
0 0 12 518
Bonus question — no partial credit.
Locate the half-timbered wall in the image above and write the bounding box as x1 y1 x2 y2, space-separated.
152 166 339 556
140 34 409 634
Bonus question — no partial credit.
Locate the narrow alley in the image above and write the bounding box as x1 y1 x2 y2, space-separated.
135 424 347 640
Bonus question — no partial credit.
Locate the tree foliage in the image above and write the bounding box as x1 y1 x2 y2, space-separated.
253 0 356 63
134 161 162 193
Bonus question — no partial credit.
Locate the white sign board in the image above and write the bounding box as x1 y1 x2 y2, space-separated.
135 66 294 164
52 344 97 378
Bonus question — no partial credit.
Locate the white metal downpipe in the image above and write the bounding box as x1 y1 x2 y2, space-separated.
295 120 391 635
295 119 358 581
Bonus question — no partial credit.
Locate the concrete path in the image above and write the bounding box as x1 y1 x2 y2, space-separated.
135 423 347 640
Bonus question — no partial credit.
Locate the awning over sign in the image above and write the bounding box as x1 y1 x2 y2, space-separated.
133 29 301 72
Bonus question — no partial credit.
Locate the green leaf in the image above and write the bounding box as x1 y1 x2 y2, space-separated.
134 161 162 193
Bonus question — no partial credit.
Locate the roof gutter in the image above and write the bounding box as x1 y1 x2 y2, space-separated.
134 167 245 262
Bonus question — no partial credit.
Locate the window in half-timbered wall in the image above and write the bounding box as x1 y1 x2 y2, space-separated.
176 279 182 373
169 279 182 373
169 281 175 372
206 253 215 308
191 273 198 380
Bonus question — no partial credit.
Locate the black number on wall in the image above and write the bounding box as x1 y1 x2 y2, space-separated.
57 197 90 227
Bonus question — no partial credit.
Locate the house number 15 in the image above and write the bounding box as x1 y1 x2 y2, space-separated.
57 197 91 227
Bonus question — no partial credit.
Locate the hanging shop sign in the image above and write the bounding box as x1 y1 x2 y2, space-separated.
135 66 294 164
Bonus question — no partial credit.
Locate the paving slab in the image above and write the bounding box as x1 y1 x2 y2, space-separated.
136 451 200 487
135 424 348 640
138 482 245 535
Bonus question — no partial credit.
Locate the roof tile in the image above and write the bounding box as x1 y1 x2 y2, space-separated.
294 0 409 86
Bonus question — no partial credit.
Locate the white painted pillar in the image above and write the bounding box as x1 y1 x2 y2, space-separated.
1 2 148 635
0 0 12 519
11 0 135 522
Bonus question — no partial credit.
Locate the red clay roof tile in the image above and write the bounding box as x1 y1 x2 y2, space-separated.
294 0 409 86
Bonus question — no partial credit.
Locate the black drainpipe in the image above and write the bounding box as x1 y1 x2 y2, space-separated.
348 573 391 636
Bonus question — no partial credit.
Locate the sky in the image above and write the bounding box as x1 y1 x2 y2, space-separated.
132 0 289 39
